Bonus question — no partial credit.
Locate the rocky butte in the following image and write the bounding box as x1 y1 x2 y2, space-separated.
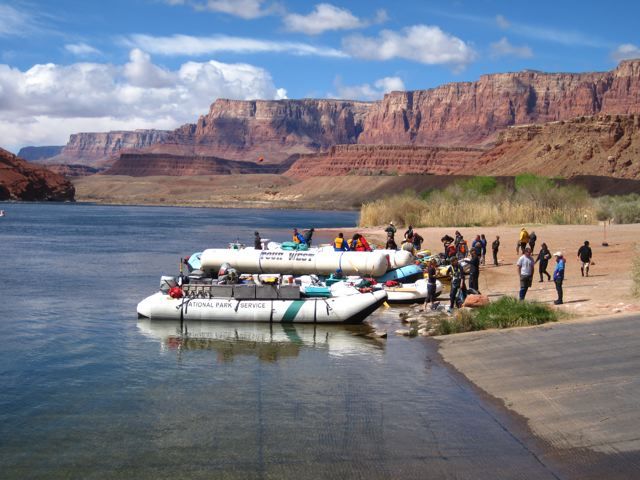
0 147 75 201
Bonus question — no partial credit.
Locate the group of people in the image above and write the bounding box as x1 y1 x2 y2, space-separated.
284 224 594 311
384 222 424 252
332 232 372 252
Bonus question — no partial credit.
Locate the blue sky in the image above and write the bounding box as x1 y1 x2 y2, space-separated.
1 0 638 151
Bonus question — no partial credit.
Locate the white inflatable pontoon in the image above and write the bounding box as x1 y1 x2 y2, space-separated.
200 248 412 277
137 287 387 324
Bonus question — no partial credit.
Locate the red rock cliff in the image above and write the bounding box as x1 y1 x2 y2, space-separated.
0 147 75 201
285 144 484 178
358 60 640 146
52 130 171 166
156 98 372 163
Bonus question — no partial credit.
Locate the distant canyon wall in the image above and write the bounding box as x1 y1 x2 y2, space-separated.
31 60 640 176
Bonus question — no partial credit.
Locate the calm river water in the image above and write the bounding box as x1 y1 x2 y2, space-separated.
0 203 559 479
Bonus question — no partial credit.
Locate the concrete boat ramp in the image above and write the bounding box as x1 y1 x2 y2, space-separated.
438 314 640 479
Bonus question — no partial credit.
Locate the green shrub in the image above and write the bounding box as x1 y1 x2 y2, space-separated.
596 194 640 224
435 297 558 335
457 176 498 195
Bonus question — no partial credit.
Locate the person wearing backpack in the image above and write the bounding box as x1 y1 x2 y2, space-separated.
447 257 466 313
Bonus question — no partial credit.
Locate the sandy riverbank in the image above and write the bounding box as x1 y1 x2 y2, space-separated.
319 223 640 318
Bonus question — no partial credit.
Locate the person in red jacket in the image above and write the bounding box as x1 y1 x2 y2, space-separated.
350 233 372 251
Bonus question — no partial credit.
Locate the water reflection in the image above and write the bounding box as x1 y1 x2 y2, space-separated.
137 319 385 361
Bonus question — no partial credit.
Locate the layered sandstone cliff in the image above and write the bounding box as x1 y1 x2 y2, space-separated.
285 145 484 178
473 114 640 179
42 59 640 173
105 152 297 177
154 99 372 163
0 148 75 201
358 60 640 146
50 130 171 166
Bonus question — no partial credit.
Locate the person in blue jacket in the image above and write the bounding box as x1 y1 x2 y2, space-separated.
292 228 306 245
553 252 565 305
332 233 349 251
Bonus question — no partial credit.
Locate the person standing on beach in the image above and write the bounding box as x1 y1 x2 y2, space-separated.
516 247 535 300
412 232 424 251
472 235 482 258
577 240 593 277
528 231 537 254
447 257 465 313
385 222 397 240
422 258 439 311
385 235 397 250
553 252 565 304
404 225 414 241
468 249 480 293
454 230 463 249
518 227 530 254
535 242 551 282
254 231 262 250
303 228 315 247
492 235 500 266
480 234 487 265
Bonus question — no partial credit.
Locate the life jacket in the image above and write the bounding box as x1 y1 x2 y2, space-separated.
447 244 456 257
458 241 467 255
334 237 346 250
293 234 300 243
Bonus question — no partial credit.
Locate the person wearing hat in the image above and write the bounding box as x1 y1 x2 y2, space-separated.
254 231 262 250
553 252 565 305
384 221 397 241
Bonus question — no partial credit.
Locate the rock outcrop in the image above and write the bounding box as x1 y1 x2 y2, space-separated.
285 145 484 178
474 114 640 179
105 153 298 177
49 130 171 166
358 60 640 146
155 99 372 163
17 146 63 162
0 147 75 201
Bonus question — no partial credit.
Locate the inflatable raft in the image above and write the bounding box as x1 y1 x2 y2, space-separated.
137 284 387 324
200 248 413 277
385 279 443 304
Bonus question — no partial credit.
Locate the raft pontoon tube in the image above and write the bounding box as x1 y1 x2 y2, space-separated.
200 248 408 277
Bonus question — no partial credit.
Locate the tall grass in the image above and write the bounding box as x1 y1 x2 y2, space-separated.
436 297 558 335
596 194 640 224
360 175 595 227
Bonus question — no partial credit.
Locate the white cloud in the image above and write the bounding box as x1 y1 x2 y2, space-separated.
496 14 510 29
0 4 36 36
490 37 533 59
0 51 287 150
165 0 280 19
123 33 347 58
331 76 404 101
65 43 101 56
611 44 640 62
342 25 476 67
283 3 387 35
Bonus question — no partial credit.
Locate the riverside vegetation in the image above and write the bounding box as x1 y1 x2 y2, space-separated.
360 174 640 227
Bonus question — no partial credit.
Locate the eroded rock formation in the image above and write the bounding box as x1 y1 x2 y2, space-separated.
0 147 75 201
285 145 484 178
106 153 298 177
16 146 63 162
474 114 640 179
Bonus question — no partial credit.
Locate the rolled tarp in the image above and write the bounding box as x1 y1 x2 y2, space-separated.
200 248 390 276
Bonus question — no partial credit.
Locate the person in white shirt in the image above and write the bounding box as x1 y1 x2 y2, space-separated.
516 247 535 300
